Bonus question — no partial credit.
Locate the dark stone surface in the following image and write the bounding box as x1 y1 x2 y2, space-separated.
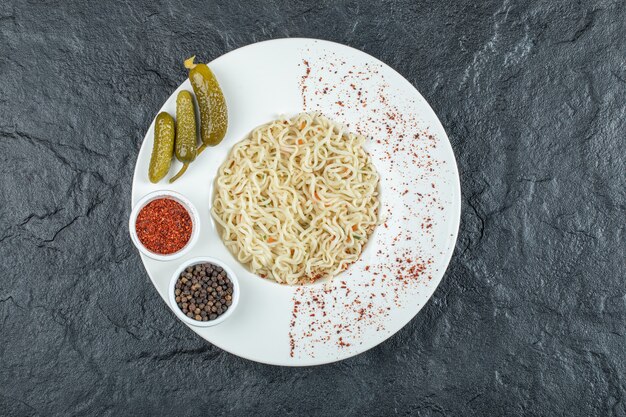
1 0 624 415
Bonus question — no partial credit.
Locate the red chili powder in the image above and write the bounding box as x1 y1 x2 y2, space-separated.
135 198 192 254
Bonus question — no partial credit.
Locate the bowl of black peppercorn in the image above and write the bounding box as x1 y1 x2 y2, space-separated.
169 257 240 327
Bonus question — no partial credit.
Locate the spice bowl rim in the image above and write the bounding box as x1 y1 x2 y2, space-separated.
129 190 200 262
168 256 241 327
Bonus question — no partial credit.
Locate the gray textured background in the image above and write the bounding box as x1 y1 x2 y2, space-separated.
1 0 625 416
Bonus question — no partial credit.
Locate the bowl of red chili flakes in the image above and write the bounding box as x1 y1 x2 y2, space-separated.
129 190 200 261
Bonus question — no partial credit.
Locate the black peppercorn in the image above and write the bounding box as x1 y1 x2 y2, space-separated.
175 262 235 322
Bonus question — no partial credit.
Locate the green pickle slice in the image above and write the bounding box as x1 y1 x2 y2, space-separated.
148 112 175 183
184 56 228 153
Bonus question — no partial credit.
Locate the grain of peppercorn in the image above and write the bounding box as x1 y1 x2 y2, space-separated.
174 262 235 322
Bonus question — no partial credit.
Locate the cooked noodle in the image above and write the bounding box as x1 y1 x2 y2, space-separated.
211 113 380 284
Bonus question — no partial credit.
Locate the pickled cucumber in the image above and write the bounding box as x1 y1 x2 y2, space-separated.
184 56 227 153
148 112 175 183
169 90 198 183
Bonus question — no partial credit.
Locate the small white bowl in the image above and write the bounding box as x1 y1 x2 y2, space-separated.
129 190 200 261
168 257 240 327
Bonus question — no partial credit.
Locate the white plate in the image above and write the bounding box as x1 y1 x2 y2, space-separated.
131 38 461 366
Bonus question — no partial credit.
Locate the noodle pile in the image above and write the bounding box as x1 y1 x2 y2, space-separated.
211 113 379 284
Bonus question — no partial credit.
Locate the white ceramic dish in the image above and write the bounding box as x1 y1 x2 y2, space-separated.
168 256 240 327
131 38 461 366
129 190 199 261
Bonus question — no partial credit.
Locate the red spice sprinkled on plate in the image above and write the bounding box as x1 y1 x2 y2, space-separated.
338 337 351 347
299 59 311 108
288 49 449 359
135 198 192 254
289 337 295 357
